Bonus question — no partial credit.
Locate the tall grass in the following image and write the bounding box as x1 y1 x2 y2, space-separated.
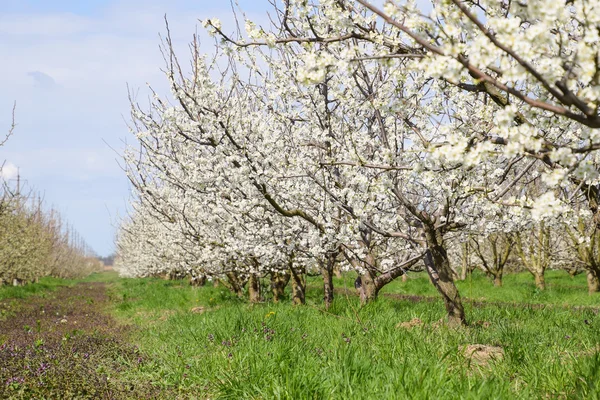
110 271 600 399
375 270 599 306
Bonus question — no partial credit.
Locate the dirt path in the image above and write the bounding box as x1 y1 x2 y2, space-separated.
0 282 162 399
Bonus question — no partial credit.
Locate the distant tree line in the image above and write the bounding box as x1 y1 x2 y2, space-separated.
0 107 103 286
98 254 115 267
0 180 103 286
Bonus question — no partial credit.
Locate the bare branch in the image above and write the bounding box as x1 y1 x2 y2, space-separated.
1 102 16 147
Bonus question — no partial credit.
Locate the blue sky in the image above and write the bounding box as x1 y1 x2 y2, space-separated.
0 0 270 256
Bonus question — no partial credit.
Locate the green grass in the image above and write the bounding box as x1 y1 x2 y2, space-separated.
0 276 79 301
108 271 600 399
375 270 600 307
79 270 122 283
0 271 122 302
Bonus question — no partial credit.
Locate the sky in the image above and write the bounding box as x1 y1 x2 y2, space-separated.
0 0 270 256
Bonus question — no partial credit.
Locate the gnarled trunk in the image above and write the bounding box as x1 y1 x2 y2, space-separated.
515 225 549 292
322 266 334 309
356 272 378 305
190 274 207 287
587 268 600 294
533 270 546 290
270 271 290 302
290 267 305 305
248 274 261 303
351 244 379 305
493 274 503 287
493 267 503 287
348 247 417 305
355 254 418 305
226 272 244 297
424 228 466 326
321 253 336 309
471 233 512 287
167 271 176 280
565 219 600 294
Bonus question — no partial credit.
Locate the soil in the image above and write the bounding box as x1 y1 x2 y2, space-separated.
462 344 504 366
0 282 169 399
395 317 423 329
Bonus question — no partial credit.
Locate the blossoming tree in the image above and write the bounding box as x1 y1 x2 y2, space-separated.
116 0 600 326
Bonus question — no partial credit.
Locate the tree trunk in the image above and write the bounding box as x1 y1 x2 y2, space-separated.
248 274 261 303
356 245 381 305
356 272 378 305
533 270 546 290
322 266 334 309
586 268 600 294
271 271 290 302
402 274 408 283
226 272 244 297
493 275 503 287
190 274 206 287
321 254 336 309
353 253 418 304
424 229 466 326
290 267 305 305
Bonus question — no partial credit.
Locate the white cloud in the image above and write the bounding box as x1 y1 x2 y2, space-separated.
0 162 18 180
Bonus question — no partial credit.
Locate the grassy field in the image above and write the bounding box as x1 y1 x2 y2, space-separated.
103 270 600 399
0 276 79 302
1 270 598 398
0 271 121 302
